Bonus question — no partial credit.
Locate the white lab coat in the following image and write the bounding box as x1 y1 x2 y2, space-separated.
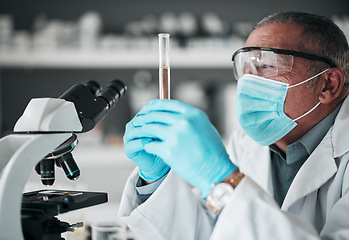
118 96 349 240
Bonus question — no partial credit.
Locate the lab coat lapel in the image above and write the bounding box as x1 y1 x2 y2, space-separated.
282 96 349 210
281 132 337 211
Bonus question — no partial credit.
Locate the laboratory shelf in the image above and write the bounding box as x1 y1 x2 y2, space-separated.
0 48 236 68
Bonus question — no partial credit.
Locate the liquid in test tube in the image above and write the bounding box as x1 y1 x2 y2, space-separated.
158 33 170 99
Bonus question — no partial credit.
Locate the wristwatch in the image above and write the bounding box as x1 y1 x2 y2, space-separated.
206 170 245 214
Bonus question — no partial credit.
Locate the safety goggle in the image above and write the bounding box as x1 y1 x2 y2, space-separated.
232 47 336 80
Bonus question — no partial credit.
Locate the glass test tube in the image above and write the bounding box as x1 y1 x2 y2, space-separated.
158 33 170 99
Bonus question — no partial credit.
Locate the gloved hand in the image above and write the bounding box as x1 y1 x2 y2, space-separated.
123 114 171 182
131 99 238 197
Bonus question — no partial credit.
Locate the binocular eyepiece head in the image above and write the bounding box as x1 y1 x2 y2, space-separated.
60 79 127 133
85 80 127 110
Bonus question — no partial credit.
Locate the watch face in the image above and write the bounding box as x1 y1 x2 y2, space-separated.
207 183 234 213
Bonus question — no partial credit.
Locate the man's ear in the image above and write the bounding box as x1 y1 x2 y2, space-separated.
319 68 345 103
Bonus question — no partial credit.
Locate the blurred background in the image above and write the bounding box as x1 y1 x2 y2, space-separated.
0 0 348 239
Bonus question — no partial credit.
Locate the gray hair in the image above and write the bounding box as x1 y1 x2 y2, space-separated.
256 11 349 84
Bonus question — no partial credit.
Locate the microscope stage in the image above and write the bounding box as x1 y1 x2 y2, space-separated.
22 189 108 216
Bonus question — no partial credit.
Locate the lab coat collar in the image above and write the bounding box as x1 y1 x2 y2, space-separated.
281 95 349 210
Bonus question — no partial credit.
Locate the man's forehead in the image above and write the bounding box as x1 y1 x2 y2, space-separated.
244 23 304 50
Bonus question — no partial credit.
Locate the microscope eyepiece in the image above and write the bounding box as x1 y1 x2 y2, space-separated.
85 80 102 96
98 80 127 109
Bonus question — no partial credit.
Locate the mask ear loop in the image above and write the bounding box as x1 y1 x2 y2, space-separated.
287 68 330 89
288 68 330 122
293 102 321 122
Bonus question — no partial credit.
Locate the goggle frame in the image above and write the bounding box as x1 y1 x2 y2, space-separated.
232 46 336 80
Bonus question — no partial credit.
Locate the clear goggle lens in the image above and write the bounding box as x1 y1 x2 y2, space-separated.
233 49 294 80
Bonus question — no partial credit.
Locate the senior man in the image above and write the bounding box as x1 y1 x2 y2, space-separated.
119 11 349 239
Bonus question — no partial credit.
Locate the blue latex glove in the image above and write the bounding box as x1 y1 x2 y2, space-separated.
132 99 238 197
123 114 171 182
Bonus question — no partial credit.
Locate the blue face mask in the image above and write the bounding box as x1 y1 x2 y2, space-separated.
235 69 329 146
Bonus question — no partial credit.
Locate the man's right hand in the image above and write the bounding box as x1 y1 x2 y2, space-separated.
123 114 170 182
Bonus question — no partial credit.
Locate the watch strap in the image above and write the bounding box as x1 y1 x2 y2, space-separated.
206 170 245 214
222 169 245 189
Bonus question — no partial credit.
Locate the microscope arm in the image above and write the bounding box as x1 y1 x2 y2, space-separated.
0 133 72 240
0 98 82 240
